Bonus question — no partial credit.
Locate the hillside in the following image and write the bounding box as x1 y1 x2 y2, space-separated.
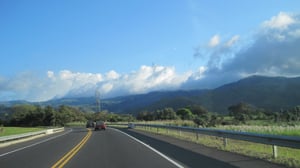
2 75 300 115
104 75 300 114
200 75 300 113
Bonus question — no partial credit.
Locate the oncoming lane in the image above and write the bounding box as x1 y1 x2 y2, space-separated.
0 128 88 168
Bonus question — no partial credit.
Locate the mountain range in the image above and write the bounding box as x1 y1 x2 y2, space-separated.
2 75 300 114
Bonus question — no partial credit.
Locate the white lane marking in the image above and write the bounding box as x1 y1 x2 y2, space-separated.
0 129 73 157
111 128 184 168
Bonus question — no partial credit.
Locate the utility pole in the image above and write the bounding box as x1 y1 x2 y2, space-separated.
95 89 101 113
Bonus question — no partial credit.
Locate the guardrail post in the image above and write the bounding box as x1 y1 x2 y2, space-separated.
272 145 278 158
194 130 199 141
223 137 228 148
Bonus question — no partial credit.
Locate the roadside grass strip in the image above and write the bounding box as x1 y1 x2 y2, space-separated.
0 127 45 137
51 129 92 168
136 126 300 168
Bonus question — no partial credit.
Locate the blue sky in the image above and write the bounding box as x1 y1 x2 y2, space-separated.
1 0 300 101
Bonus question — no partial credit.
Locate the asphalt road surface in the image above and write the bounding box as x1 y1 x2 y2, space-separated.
0 127 284 168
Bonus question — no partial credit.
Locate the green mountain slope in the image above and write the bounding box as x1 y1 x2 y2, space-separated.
2 76 300 115
204 75 300 113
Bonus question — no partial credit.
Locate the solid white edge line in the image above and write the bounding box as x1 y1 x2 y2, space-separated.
111 128 185 168
0 129 73 157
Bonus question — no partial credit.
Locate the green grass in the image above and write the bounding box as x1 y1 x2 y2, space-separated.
134 122 300 168
136 120 300 136
215 125 300 137
65 122 86 127
0 127 45 137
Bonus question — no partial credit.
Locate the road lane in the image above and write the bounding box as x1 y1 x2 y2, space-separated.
65 128 181 168
0 129 72 157
0 127 181 168
120 128 237 168
0 128 87 168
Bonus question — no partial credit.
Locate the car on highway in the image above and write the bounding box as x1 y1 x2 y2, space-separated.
86 120 95 128
94 121 106 131
128 123 135 129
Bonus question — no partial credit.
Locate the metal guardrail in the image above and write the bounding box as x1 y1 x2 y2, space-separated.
0 127 65 143
109 123 300 158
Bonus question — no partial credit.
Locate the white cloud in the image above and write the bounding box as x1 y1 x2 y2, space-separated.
1 12 300 102
263 12 295 30
289 29 300 38
208 35 220 47
225 35 240 47
0 65 194 101
47 71 54 79
105 70 119 80
191 12 300 89
117 65 189 94
190 66 207 80
101 83 114 93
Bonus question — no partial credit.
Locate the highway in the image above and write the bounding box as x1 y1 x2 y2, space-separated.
0 127 182 168
0 127 284 168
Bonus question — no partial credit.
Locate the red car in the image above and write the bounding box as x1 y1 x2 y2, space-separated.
94 121 106 131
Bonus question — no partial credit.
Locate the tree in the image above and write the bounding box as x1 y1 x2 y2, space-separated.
56 105 74 126
163 108 178 120
193 115 209 127
9 104 37 126
189 105 209 116
44 106 56 126
176 108 194 120
228 102 255 123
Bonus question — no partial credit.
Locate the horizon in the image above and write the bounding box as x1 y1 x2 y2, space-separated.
2 74 300 103
1 1 300 101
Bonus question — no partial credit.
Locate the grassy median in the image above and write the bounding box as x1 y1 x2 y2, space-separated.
0 127 45 137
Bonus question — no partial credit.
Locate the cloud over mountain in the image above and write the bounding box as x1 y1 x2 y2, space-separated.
1 12 300 102
190 12 300 88
0 66 192 101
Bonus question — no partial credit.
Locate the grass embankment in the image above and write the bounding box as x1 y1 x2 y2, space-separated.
134 120 300 168
65 122 85 127
0 127 45 137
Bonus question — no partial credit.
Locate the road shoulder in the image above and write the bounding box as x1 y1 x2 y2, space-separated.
126 128 285 168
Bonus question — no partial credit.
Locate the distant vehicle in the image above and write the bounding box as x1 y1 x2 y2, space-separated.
86 120 95 128
94 121 106 131
128 123 135 129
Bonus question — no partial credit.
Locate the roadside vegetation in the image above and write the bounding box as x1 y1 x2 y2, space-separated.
0 127 44 137
0 102 300 167
134 125 300 168
0 104 134 127
132 103 300 168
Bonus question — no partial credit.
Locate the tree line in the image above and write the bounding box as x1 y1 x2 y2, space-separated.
228 102 300 123
0 104 86 126
0 104 134 127
137 103 300 127
1 102 299 127
137 105 224 127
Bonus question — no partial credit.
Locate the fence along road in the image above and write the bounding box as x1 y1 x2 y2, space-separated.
112 123 300 158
